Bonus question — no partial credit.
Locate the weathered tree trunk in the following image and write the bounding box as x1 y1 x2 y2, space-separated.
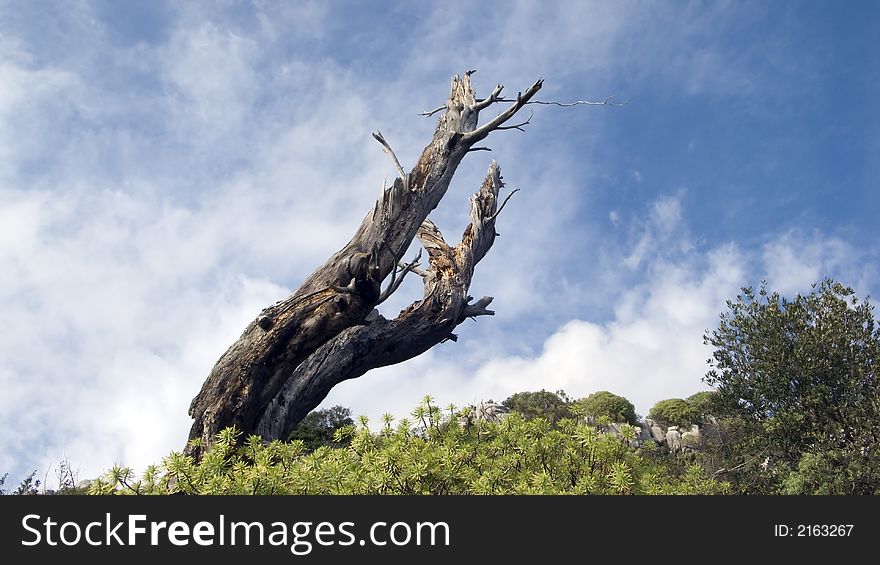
185 72 543 458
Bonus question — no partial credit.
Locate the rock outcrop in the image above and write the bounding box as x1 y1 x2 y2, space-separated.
597 417 721 455
666 428 682 452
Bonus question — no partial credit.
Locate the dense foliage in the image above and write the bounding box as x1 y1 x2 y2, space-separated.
704 279 880 494
578 391 638 425
288 405 354 451
685 391 722 421
648 398 701 428
501 390 575 424
87 397 728 495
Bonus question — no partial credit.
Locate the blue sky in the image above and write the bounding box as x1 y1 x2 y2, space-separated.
1 0 878 485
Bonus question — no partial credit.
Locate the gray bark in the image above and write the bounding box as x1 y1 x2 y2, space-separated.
185 72 543 458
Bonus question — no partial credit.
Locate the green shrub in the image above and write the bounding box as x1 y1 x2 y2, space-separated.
648 398 700 428
685 391 722 421
288 405 354 451
577 391 638 425
502 390 574 425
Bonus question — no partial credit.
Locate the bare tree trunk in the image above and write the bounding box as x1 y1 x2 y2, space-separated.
185 72 543 458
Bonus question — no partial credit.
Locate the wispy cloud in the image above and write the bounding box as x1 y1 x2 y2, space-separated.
761 229 876 296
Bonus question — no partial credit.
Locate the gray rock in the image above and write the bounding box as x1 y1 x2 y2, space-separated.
75 479 94 491
681 427 703 451
459 402 510 427
651 425 666 443
601 422 644 448
666 429 682 453
476 402 509 422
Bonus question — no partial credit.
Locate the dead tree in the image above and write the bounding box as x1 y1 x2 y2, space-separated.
185 71 616 458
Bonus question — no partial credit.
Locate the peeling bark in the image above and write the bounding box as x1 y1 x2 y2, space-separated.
185 72 543 458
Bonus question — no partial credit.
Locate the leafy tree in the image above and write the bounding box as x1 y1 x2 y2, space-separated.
648 398 700 428
90 398 729 495
288 405 354 451
502 390 574 425
685 391 721 422
578 391 638 425
704 279 880 494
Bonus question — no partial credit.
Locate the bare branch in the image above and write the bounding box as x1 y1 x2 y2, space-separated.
528 95 628 108
462 296 495 319
377 249 423 305
495 110 533 132
419 105 446 117
409 265 429 278
473 84 505 112
417 218 451 257
485 188 520 224
372 131 408 183
494 94 628 108
467 146 492 153
462 79 544 143
378 250 399 300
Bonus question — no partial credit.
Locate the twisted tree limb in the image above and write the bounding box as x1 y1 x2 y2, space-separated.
185 72 543 458
253 163 508 440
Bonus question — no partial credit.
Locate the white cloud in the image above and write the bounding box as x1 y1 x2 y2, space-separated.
0 62 81 180
609 210 620 225
0 176 295 478
624 192 689 269
760 229 877 299
161 21 259 133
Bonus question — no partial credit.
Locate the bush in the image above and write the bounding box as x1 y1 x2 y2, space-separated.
685 391 721 421
502 390 574 425
648 398 700 428
288 405 354 451
578 391 638 425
